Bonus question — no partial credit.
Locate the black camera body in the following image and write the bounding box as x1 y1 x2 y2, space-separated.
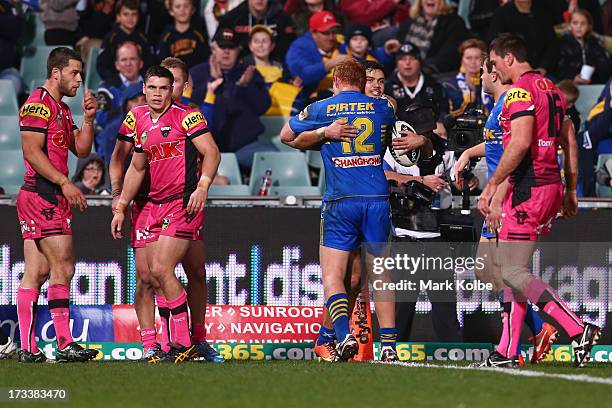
389 180 439 232
445 110 488 153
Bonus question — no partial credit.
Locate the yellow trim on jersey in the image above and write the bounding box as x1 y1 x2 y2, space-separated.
587 100 605 121
123 111 136 130
20 102 50 121
182 111 205 131
505 87 531 107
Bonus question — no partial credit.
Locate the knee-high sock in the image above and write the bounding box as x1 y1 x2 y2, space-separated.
47 284 73 350
155 295 171 352
167 290 191 348
380 327 397 351
326 293 350 341
316 325 336 346
524 279 584 338
191 323 207 344
17 287 40 353
496 289 527 358
140 327 157 351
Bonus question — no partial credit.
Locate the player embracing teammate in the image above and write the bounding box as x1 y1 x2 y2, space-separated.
111 65 221 363
478 34 600 368
15 47 99 363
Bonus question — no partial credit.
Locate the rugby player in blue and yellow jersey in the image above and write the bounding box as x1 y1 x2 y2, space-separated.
280 60 397 361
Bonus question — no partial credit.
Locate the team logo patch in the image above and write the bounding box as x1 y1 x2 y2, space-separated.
515 211 528 225
140 131 148 145
162 218 170 230
298 107 309 120
505 88 531 107
182 111 205 131
20 103 51 121
123 111 136 130
57 113 63 126
41 207 55 221
161 126 171 137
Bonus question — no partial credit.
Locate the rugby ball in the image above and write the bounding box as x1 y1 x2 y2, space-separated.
389 120 421 167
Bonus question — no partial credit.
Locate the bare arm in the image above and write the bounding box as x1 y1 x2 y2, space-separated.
71 88 98 158
109 140 133 196
384 170 422 185
488 116 533 186
281 119 359 150
22 131 71 186
559 117 579 218
185 132 221 214
119 152 147 206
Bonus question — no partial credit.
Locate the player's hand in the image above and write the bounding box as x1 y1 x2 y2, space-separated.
486 200 503 233
209 52 222 79
454 150 471 183
422 174 447 192
111 195 120 213
478 182 499 216
62 181 87 211
237 65 256 87
111 211 125 239
573 74 591 85
392 131 426 151
207 77 224 94
82 88 98 120
324 118 359 142
186 187 208 215
561 189 578 219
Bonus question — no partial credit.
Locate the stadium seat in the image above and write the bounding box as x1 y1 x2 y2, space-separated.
269 186 321 196
318 167 326 193
0 80 19 115
209 184 251 196
306 150 323 169
0 117 22 149
596 154 612 197
248 152 310 194
21 46 70 92
85 48 102 91
68 152 78 179
259 116 287 142
576 84 605 120
217 153 242 185
0 149 26 192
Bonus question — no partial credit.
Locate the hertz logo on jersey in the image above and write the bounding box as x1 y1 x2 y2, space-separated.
20 103 51 121
182 111 205 131
505 88 531 107
123 111 136 130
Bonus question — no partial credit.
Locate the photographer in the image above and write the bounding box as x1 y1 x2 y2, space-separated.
385 115 467 342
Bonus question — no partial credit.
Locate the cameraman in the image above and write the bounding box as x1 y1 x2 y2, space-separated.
384 126 468 342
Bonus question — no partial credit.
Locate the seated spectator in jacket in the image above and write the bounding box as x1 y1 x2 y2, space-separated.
189 28 273 169
96 0 156 81
96 41 143 130
552 0 604 34
486 0 559 76
604 0 612 36
557 9 611 85
215 0 294 57
0 0 25 94
444 38 493 117
397 0 469 75
579 79 612 196
204 0 244 40
558 79 582 132
340 24 399 67
339 0 409 47
95 83 145 165
39 0 79 46
72 154 109 195
245 24 303 116
284 0 339 36
157 0 211 69
76 0 116 66
385 42 448 136
286 10 352 102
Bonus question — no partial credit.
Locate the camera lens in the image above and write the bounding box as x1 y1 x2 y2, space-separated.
456 131 470 147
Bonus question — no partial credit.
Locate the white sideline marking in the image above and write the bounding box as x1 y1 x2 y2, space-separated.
371 361 612 386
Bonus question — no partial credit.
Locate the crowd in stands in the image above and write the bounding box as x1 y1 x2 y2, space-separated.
0 0 611 195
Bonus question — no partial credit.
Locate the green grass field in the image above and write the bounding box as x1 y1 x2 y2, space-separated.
1 360 611 408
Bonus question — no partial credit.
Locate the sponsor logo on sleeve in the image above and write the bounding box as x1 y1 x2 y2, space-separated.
505 87 531 107
20 102 51 121
182 111 205 131
123 111 136 130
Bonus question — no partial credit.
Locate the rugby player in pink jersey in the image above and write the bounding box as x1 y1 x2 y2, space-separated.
109 58 223 363
111 65 220 363
478 34 599 368
16 47 99 363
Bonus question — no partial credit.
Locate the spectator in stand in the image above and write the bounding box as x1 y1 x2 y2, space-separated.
72 154 109 195
580 79 612 196
0 0 25 94
285 11 351 102
157 0 210 69
467 0 499 40
283 0 339 36
39 0 79 45
76 0 116 66
245 24 303 115
557 79 582 134
189 28 273 169
96 0 156 81
204 0 244 40
339 24 400 67
557 9 611 85
339 0 410 47
384 42 448 135
486 0 559 77
552 0 603 34
96 41 143 131
604 0 612 36
397 0 469 75
215 0 294 57
444 38 493 117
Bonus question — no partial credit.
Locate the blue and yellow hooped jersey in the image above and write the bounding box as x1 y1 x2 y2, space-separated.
288 90 395 201
483 91 506 180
